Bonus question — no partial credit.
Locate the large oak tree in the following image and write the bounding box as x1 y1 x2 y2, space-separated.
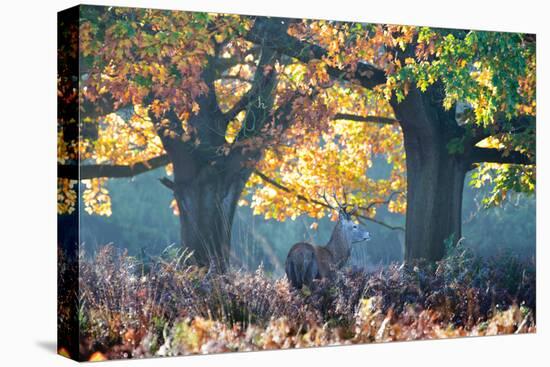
58 6 535 268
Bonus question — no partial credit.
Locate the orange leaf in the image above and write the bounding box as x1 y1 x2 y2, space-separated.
89 351 107 362
58 347 70 358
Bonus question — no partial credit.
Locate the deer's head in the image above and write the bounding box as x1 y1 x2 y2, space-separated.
338 205 371 243
322 190 371 244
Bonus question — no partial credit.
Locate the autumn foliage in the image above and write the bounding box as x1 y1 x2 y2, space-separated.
58 244 535 361
57 6 536 361
58 7 535 224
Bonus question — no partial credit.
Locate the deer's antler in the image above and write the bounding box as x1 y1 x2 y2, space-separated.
342 188 348 207
332 189 344 211
319 188 357 217
319 190 335 210
348 203 358 216
333 188 355 214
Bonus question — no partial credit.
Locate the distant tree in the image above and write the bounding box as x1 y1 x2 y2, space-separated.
59 6 535 268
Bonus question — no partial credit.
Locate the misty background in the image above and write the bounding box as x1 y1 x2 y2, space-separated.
80 159 536 277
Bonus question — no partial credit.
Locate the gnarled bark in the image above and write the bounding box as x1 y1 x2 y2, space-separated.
392 87 467 262
402 134 467 261
172 165 251 271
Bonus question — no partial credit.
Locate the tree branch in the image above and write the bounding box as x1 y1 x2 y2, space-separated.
223 87 255 122
214 56 258 74
359 191 404 212
80 93 126 122
469 147 534 166
224 20 286 138
158 177 175 191
219 75 253 83
245 17 386 90
333 113 399 125
253 169 405 231
468 114 535 143
58 154 171 180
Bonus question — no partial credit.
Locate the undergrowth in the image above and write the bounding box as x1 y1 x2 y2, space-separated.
58 243 535 361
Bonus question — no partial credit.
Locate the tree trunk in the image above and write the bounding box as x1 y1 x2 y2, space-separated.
173 165 251 271
392 87 467 262
402 129 467 261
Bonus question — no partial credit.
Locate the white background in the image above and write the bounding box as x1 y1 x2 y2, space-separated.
0 0 548 365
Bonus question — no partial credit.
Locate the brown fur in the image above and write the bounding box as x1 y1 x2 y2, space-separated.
285 206 370 289
285 219 351 288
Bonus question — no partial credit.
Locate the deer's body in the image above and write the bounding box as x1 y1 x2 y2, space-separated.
285 243 332 288
285 207 370 289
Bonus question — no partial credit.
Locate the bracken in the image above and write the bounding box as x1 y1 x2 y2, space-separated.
59 243 535 360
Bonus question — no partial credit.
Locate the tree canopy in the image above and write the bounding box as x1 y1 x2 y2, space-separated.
58 6 535 259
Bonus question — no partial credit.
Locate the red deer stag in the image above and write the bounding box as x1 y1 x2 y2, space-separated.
285 195 370 289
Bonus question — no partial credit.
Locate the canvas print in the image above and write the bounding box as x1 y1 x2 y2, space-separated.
57 5 536 362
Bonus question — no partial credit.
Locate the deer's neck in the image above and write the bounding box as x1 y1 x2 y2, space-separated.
325 221 351 267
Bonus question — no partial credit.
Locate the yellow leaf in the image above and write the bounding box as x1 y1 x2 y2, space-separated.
58 348 70 358
89 351 107 362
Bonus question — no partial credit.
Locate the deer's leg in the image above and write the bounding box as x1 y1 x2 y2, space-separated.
303 252 319 288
